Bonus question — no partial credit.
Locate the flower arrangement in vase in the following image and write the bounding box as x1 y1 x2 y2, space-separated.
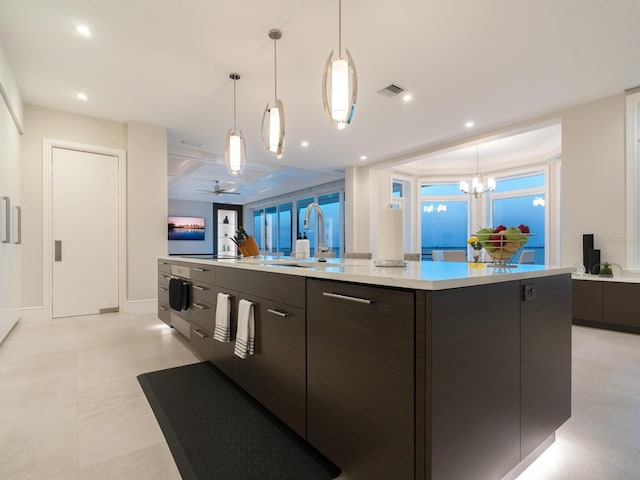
466 236 483 263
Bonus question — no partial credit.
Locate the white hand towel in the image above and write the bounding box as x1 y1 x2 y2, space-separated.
213 293 231 342
234 299 255 359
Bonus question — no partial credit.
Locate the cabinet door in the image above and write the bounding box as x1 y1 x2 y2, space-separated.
210 289 306 437
572 279 602 323
431 281 520 480
307 279 415 480
603 282 640 330
521 275 571 458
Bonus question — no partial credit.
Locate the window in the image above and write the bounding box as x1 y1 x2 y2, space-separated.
318 192 341 257
297 197 315 256
489 174 546 264
626 91 640 270
245 182 345 258
420 183 469 260
278 203 293 256
253 209 264 250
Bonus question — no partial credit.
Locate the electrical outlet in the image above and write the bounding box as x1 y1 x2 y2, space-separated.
522 284 536 302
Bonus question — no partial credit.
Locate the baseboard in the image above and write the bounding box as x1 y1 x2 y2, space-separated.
127 299 157 314
0 309 21 346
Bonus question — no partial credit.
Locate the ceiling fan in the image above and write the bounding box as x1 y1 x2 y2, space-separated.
197 180 240 196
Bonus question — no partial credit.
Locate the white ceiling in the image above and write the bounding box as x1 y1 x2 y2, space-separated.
1 0 638 202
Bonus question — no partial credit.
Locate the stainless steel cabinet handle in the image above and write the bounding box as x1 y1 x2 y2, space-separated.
193 329 209 338
159 287 168 291
14 206 21 244
192 285 207 291
160 261 168 265
55 240 62 261
192 267 207 272
159 274 170 279
322 292 373 304
267 308 290 317
192 302 208 310
2 196 10 244
159 305 168 311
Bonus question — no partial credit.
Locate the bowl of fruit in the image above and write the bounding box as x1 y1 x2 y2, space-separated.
476 224 530 267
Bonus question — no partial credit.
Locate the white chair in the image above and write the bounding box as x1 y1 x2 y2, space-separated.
404 253 421 261
518 250 535 264
431 250 445 261
442 250 467 262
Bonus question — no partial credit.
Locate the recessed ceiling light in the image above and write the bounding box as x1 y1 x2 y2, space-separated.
76 25 91 37
301 141 309 147
76 92 88 101
360 155 367 161
465 121 475 128
402 94 413 102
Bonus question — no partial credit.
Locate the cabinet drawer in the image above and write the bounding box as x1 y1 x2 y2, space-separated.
191 280 216 304
158 272 171 287
171 312 190 339
190 263 215 284
191 325 215 362
158 259 171 273
157 303 170 325
158 285 169 306
190 298 215 332
216 267 305 308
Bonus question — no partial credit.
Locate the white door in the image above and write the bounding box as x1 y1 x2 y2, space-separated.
52 148 119 318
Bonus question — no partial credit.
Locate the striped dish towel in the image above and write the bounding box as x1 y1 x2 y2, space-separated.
234 299 255 359
213 293 231 342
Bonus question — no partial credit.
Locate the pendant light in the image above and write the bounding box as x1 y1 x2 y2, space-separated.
322 0 357 130
225 73 246 176
261 29 285 159
459 146 496 198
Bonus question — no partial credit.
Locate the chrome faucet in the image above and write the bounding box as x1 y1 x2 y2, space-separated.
303 202 330 261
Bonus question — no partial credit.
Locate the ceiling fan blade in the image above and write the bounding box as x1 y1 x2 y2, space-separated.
220 191 241 195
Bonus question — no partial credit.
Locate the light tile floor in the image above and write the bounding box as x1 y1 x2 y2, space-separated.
1 313 640 479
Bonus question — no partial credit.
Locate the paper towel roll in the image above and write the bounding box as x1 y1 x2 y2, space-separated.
377 206 403 261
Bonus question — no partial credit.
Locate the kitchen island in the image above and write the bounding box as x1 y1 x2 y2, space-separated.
158 256 573 480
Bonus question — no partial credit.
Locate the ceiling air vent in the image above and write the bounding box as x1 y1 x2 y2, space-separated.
377 84 406 97
180 139 203 147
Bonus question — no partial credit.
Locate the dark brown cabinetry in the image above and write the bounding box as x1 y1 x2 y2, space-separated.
520 275 571 458
213 268 307 437
429 281 521 480
573 279 640 333
306 279 415 480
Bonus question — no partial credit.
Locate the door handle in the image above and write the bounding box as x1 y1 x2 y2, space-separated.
14 206 21 244
2 196 9 244
55 240 62 261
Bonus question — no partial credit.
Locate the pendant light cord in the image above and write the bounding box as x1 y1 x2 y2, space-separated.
274 37 278 103
233 78 237 132
338 0 342 57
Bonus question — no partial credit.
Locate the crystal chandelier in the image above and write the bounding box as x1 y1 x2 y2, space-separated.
460 146 495 198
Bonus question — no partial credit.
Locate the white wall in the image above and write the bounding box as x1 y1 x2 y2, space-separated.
561 94 626 267
0 40 22 333
350 93 628 267
168 199 213 255
20 105 127 308
127 121 168 302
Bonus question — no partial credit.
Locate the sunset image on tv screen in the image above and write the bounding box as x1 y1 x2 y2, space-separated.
168 216 205 240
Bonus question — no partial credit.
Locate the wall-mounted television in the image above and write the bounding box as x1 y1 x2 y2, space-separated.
168 216 205 240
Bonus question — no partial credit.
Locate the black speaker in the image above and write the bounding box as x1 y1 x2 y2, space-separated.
583 234 594 271
588 249 601 275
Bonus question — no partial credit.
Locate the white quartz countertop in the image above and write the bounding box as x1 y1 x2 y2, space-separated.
572 273 640 284
162 256 573 290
